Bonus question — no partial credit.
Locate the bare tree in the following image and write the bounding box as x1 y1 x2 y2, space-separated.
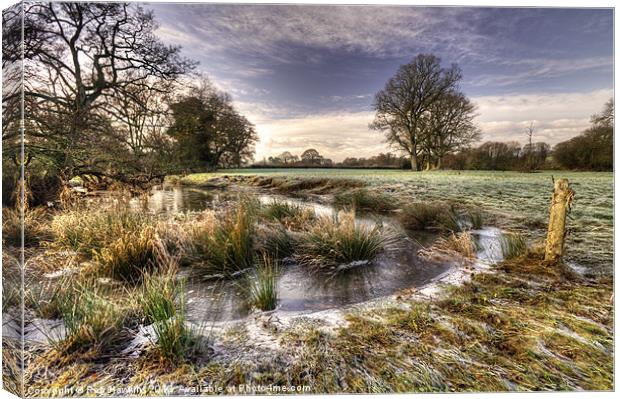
370 54 462 171
525 122 534 171
422 92 480 169
16 2 195 183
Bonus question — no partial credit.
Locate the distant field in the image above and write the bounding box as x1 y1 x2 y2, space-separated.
185 169 613 273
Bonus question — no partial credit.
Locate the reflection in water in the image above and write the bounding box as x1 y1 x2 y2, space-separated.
184 236 452 322
147 185 499 322
145 185 217 214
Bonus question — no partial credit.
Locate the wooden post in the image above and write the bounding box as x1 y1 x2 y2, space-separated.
544 178 574 263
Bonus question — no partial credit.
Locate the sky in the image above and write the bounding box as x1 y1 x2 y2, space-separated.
148 3 614 162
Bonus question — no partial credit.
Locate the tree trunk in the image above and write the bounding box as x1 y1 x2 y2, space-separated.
410 154 418 171
436 156 442 169
544 178 574 263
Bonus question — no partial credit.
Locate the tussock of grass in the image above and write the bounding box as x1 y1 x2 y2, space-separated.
2 206 49 247
246 255 280 311
295 211 395 274
434 232 477 258
51 206 153 254
333 188 397 212
139 252 193 362
94 227 159 283
262 199 303 221
54 279 126 353
261 199 315 229
184 201 256 276
400 202 461 232
500 232 528 260
259 225 296 259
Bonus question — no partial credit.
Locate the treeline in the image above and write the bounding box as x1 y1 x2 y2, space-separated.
445 100 613 171
2 3 258 205
258 100 613 171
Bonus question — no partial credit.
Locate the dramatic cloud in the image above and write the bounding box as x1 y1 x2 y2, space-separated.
150 4 613 160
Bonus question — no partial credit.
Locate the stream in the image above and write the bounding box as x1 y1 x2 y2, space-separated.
144 185 504 323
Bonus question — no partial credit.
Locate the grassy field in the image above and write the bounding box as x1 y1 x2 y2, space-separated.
183 169 613 274
3 168 613 395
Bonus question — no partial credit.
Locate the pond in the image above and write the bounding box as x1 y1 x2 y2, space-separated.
142 185 503 323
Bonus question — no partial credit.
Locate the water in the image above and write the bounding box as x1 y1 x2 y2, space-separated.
146 185 492 322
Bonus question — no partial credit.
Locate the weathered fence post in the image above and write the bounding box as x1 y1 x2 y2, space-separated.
544 178 574 263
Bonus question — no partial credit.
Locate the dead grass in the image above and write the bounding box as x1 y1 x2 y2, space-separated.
2 206 50 247
433 232 477 258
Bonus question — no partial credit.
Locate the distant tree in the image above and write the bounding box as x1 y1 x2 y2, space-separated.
278 151 295 165
591 99 614 128
554 99 613 171
301 148 322 165
370 54 462 171
524 122 535 171
521 142 550 170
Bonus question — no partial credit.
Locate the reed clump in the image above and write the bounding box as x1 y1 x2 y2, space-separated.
399 202 461 232
183 201 256 276
500 232 528 260
51 206 153 254
54 278 127 353
2 206 49 247
434 232 477 258
247 255 280 311
139 251 193 362
261 199 315 229
334 188 397 212
259 225 296 259
295 211 394 274
94 227 159 283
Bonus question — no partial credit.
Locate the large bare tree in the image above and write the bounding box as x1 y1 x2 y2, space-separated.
370 54 462 170
421 92 480 169
11 2 195 184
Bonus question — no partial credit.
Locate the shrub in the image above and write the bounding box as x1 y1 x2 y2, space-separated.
400 202 461 232
247 255 280 311
295 211 395 274
500 233 528 260
94 227 159 283
334 189 396 212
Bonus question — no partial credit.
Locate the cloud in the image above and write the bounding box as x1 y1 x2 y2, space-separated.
249 111 382 162
154 5 496 63
472 89 612 144
468 57 612 87
246 88 612 162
